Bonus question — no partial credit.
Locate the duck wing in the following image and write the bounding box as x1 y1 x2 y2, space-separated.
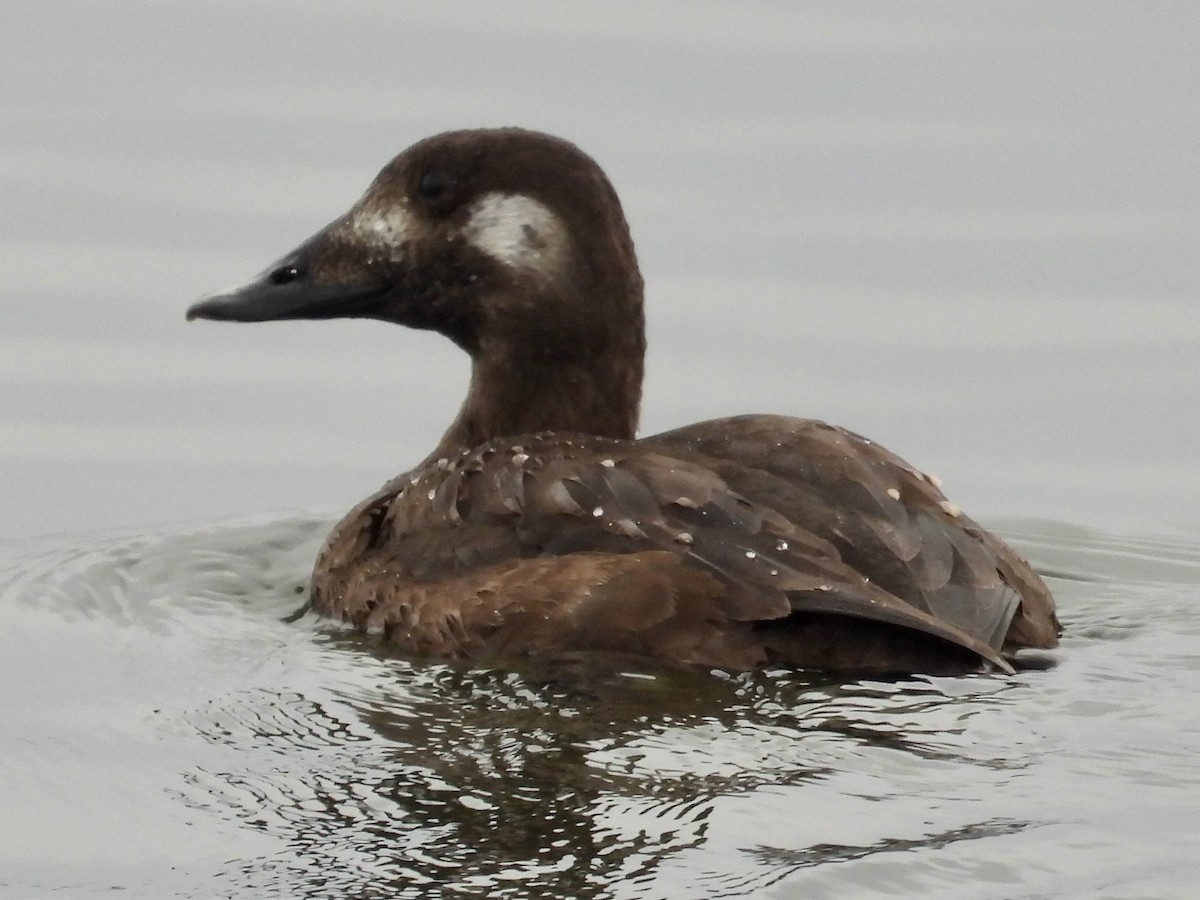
645 414 1061 655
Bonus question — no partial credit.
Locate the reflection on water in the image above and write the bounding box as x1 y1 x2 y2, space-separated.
2 515 1197 897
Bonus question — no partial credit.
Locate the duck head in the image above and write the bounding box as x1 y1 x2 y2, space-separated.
188 128 646 454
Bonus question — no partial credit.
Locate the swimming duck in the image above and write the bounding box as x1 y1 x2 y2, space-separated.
187 127 1060 675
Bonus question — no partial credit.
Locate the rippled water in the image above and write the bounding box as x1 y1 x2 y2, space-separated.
2 516 1196 898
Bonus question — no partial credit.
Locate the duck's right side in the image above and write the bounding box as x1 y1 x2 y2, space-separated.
187 127 1061 675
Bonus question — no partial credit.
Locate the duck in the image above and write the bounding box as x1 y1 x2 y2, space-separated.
187 127 1060 675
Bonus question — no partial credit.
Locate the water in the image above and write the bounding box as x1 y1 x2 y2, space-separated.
2 3 1199 897
2 516 1198 897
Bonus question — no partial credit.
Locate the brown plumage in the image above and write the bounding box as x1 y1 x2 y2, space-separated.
187 127 1060 675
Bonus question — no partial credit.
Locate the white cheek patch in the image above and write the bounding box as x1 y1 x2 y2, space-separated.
463 192 570 279
345 199 413 261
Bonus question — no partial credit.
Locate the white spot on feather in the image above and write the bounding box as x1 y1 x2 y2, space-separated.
886 487 901 500
464 192 569 278
939 500 961 517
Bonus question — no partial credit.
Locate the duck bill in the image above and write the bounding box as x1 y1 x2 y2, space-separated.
186 245 388 324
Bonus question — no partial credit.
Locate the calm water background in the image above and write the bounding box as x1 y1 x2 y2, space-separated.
2 3 1198 897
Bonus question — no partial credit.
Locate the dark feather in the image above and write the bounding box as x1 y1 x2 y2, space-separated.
312 422 1056 674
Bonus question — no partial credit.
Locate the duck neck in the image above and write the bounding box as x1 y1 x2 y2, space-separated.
429 327 644 460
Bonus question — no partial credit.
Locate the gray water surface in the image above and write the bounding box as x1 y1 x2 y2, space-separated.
3 2 1197 536
1 516 1198 897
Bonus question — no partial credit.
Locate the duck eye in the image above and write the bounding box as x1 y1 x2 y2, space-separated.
267 265 301 285
417 171 450 200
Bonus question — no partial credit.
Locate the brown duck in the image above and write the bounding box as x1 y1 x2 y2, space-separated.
187 128 1060 675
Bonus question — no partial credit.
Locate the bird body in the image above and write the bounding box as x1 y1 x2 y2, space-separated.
188 128 1059 675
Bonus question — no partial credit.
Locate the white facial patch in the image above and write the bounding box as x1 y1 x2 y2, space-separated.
345 197 414 261
463 192 569 279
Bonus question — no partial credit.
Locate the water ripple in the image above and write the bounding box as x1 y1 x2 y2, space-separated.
1 515 1198 897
